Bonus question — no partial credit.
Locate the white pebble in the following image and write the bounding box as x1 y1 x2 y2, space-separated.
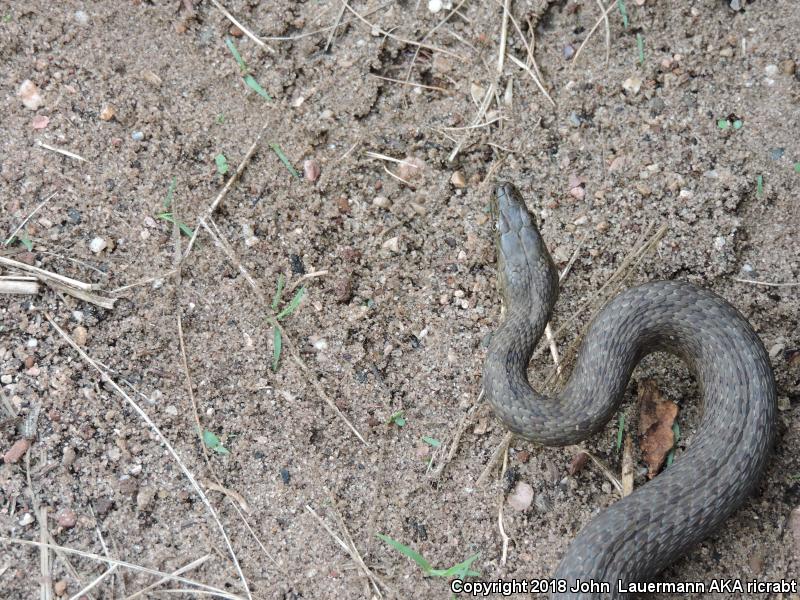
428 0 442 12
89 237 107 253
74 10 89 25
507 482 534 511
17 80 43 110
764 64 779 77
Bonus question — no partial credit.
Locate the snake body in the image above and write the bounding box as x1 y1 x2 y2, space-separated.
483 183 776 598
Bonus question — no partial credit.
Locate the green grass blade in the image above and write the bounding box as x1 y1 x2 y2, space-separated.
163 176 177 210
617 0 629 28
225 36 247 72
422 436 441 447
269 142 300 179
636 33 644 64
756 174 764 197
376 534 433 574
616 414 625 451
431 553 481 578
156 212 195 238
244 74 273 101
202 429 230 455
271 274 285 310
272 326 282 371
276 287 305 320
215 153 229 175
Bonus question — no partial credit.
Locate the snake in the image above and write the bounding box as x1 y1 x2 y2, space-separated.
483 183 776 598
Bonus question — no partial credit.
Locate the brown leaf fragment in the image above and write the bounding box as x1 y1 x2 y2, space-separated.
568 451 589 475
621 435 634 496
638 379 678 478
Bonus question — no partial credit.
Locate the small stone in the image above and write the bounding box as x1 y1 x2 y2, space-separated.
31 115 49 129
622 76 642 94
57 508 77 529
66 208 82 224
18 80 43 110
382 236 400 253
131 131 144 141
373 196 391 209
335 196 350 214
89 237 107 253
99 105 115 121
595 221 609 233
3 438 31 464
719 47 734 58
73 326 88 346
320 109 334 119
229 25 243 37
24 356 35 369
563 44 575 60
62 446 77 467
568 451 589 475
569 186 585 200
94 497 114 516
54 580 68 596
19 513 34 526
74 10 89 25
450 171 466 188
141 70 162 87
397 156 425 181
770 148 785 161
764 64 779 77
303 159 321 182
780 59 796 75
428 0 442 13
136 487 155 510
507 481 534 511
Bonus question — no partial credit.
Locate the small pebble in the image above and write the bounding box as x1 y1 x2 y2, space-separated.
397 156 425 181
31 115 49 129
450 171 466 188
18 80 43 110
507 481 534 511
131 131 144 141
373 196 391 209
99 105 115 121
428 0 442 13
89 237 107 253
54 580 67 596
280 468 291 484
74 10 89 25
57 508 77 529
303 159 321 182
770 148 785 160
563 44 575 60
73 326 88 346
229 25 243 37
622 76 642 94
3 438 31 464
780 59 796 75
382 236 400 253
764 64 779 77
19 513 34 526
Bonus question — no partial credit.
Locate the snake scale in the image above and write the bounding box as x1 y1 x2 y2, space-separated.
483 183 776 598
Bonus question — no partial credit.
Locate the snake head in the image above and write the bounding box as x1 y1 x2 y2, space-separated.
492 182 559 312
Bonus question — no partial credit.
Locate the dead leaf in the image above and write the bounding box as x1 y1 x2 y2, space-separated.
568 451 589 475
638 379 678 478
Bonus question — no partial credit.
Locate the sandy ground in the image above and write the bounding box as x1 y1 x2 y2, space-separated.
1 0 799 598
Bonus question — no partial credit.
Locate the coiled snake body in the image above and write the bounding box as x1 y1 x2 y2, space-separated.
483 183 776 598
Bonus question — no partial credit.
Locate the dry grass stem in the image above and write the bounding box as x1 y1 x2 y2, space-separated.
449 82 496 162
497 0 511 73
1 539 243 599
477 430 513 486
508 54 555 107
35 140 87 162
124 556 211 600
44 314 252 600
208 0 276 53
0 277 39 295
68 565 118 600
4 191 58 246
368 73 449 92
571 0 617 66
341 0 464 60
733 277 800 287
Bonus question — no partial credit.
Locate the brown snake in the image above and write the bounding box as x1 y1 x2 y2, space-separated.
483 183 776 598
